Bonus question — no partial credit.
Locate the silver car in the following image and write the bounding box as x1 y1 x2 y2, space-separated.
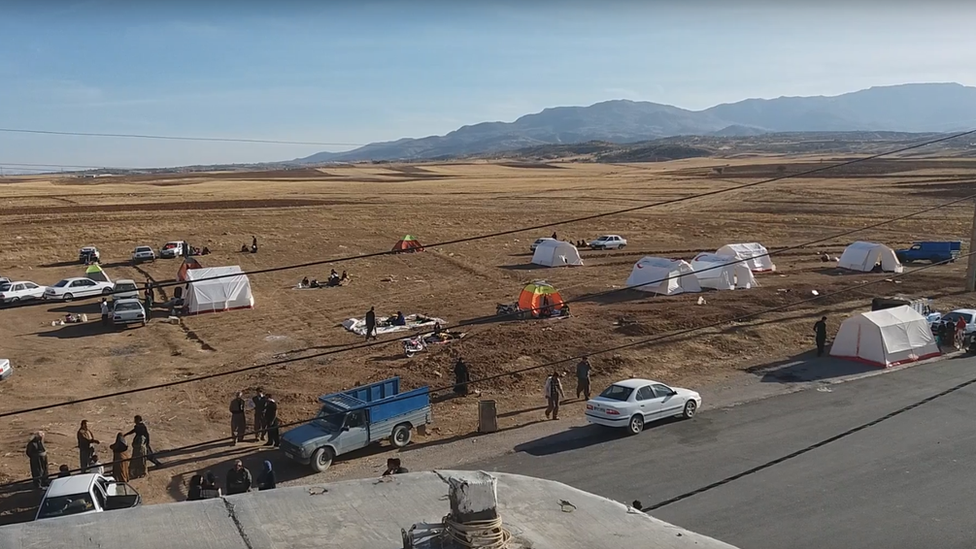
112 298 147 327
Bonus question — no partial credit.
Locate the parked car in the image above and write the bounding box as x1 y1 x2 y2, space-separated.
935 309 976 340
0 359 11 381
35 473 140 522
43 278 114 301
159 241 184 258
589 235 627 250
896 241 961 264
529 237 555 252
281 376 431 473
131 246 155 263
112 279 139 300
585 378 701 435
0 276 9 284
78 246 100 264
112 298 147 327
0 280 46 303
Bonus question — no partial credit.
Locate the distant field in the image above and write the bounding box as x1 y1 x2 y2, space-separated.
1 156 975 521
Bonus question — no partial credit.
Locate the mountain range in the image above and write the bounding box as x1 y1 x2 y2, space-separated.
294 83 976 163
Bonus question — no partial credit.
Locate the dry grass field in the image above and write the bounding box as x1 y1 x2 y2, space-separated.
1 156 976 521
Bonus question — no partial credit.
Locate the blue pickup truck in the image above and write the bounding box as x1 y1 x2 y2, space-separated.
280 377 431 473
895 241 961 264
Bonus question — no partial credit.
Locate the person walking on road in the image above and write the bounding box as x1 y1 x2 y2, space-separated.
575 356 592 401
76 420 99 473
544 371 564 420
230 391 247 445
26 431 49 489
453 357 470 397
252 389 267 442
100 298 110 326
263 394 280 448
364 306 377 341
125 415 162 468
955 316 967 350
814 316 828 357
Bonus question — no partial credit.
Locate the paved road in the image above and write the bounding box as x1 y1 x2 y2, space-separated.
475 356 976 549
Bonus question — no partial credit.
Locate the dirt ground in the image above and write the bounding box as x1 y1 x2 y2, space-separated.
1 156 976 522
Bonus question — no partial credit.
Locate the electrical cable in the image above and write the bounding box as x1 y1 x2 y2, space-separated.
0 251 968 491
1 184 974 418
3 128 974 312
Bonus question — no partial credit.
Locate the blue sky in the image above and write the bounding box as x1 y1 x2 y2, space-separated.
1 1 975 169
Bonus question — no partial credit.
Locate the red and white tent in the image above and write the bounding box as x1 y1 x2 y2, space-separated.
830 305 939 367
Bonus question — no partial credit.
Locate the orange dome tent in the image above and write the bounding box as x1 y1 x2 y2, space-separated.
518 281 564 318
392 235 424 253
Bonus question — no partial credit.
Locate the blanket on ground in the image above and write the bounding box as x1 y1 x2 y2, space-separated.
342 313 445 337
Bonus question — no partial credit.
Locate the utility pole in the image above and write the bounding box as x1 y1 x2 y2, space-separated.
967 199 976 292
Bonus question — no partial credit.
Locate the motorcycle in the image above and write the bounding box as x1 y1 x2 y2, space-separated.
402 336 428 358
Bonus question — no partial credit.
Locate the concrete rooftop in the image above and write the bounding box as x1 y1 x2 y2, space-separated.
0 470 740 549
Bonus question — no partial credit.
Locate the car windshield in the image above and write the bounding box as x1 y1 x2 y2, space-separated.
36 493 97 519
315 405 346 429
0 283 10 292
53 279 69 288
599 385 634 401
115 302 142 311
135 247 151 252
116 283 137 292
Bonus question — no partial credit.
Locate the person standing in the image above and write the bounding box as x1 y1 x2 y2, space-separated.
130 430 148 479
125 415 162 468
575 356 592 401
453 358 470 397
109 433 131 483
26 431 49 489
225 460 252 495
955 316 967 350
76 420 99 473
257 461 276 491
544 371 564 420
100 298 110 326
143 286 154 321
230 391 247 445
813 316 828 357
263 394 280 448
365 306 377 341
186 474 204 501
252 389 267 442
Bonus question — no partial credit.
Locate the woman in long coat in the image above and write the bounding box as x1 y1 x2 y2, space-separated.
109 433 130 482
129 431 148 479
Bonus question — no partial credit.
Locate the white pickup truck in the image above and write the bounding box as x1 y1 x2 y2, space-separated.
35 473 140 521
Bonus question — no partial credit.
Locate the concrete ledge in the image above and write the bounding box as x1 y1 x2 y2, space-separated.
0 471 740 549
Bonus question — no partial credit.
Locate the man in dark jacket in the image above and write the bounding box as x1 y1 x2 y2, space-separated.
252 389 267 442
26 431 49 489
365 307 377 341
125 415 162 467
225 460 252 495
453 358 470 396
230 391 247 445
263 394 280 448
813 316 828 357
575 356 592 400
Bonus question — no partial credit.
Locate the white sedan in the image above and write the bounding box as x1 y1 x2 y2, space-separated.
43 278 114 301
589 235 627 250
0 281 46 303
585 379 701 435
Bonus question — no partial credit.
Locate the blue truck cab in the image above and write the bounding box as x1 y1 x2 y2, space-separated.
895 241 961 264
280 377 431 473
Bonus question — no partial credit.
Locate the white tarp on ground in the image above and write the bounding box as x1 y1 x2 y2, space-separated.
690 253 758 290
342 313 446 337
625 256 701 295
830 305 940 367
715 242 776 272
838 241 904 273
184 266 254 315
531 240 583 267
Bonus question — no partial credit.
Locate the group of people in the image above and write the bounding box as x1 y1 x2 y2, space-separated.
230 389 280 447
299 269 348 289
186 459 276 500
26 416 162 489
542 357 593 420
935 315 968 351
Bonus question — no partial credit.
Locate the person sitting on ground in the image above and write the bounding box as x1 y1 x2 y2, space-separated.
240 244 249 253
202 247 211 255
186 474 204 501
300 277 310 288
330 269 339 280
250 244 258 254
382 458 408 476
340 270 348 282
310 278 320 288
433 322 443 335
393 311 407 326
200 471 221 499
326 276 340 287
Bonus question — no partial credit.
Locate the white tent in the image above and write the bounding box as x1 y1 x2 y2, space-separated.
715 243 776 272
625 257 701 295
531 240 583 268
837 241 903 273
830 305 940 367
184 266 254 315
690 253 758 290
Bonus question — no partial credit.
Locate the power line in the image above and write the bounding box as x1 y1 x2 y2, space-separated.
2 185 973 418
6 129 974 309
0 250 966 491
0 127 364 147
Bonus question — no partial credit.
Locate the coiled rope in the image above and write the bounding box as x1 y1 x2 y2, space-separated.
443 515 513 549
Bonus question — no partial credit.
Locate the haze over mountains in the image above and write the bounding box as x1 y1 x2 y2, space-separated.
294 83 976 163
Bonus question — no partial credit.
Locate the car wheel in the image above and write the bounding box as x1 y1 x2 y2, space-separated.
391 423 413 448
619 244 626 249
10 297 19 303
310 447 335 473
628 414 644 435
102 288 112 295
63 293 73 301
682 400 698 419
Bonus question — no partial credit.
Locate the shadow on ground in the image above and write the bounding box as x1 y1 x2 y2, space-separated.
743 350 879 383
511 420 683 457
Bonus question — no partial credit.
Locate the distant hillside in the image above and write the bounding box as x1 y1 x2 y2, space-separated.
294 83 976 163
